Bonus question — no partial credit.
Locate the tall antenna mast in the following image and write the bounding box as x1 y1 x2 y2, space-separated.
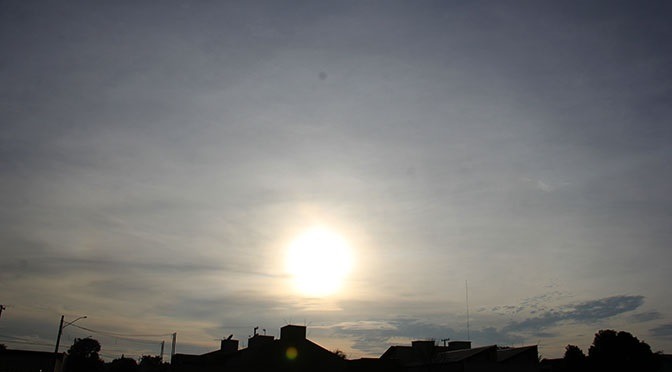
466 280 470 341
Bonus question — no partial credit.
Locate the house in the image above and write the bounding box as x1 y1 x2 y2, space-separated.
172 325 395 372
496 346 539 372
381 340 538 372
0 349 65 372
381 340 471 365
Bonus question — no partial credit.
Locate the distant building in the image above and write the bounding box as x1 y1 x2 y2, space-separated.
171 324 397 372
381 340 538 372
0 349 65 372
381 340 471 364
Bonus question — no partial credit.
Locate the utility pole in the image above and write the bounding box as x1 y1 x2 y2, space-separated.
466 280 470 341
54 315 87 353
54 316 65 354
160 341 165 361
170 333 177 360
52 315 86 372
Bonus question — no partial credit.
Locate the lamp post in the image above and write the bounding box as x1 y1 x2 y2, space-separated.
54 315 87 354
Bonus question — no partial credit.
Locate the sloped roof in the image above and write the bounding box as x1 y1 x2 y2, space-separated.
220 337 346 372
433 345 497 363
380 344 451 363
496 345 538 362
380 346 413 362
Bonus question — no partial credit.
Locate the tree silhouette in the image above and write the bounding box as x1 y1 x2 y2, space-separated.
588 329 657 371
109 356 138 372
563 344 587 372
139 355 168 372
64 337 104 372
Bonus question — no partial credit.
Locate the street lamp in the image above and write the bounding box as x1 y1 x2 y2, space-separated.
54 315 87 354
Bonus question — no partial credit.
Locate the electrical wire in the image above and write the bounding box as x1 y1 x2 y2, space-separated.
69 324 173 338
0 338 55 347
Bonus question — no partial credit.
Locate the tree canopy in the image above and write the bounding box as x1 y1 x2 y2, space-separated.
562 330 658 372
64 337 104 372
589 329 657 371
563 344 587 372
139 355 168 372
109 356 138 372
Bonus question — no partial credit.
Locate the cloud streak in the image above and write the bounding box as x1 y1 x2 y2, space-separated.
503 295 644 334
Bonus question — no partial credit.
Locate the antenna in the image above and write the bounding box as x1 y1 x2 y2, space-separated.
466 280 470 341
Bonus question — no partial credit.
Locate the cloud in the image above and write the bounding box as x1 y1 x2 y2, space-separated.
319 295 645 355
324 317 524 355
521 177 562 193
629 311 662 323
503 295 644 334
323 318 455 354
650 324 672 339
324 320 398 331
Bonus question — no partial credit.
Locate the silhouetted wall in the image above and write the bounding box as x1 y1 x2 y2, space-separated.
247 334 273 349
220 339 238 354
280 325 306 342
0 349 64 372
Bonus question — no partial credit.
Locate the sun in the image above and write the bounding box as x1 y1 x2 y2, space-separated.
285 227 353 297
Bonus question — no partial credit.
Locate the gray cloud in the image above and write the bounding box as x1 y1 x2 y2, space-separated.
324 317 524 355
650 324 672 340
503 295 644 334
326 295 645 354
629 312 663 323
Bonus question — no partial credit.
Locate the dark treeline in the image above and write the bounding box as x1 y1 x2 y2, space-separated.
553 329 660 372
63 337 168 372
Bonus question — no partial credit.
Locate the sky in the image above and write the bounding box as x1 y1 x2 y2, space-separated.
1 0 671 361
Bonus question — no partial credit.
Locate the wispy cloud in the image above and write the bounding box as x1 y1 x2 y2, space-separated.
503 295 644 334
650 324 672 340
629 311 662 323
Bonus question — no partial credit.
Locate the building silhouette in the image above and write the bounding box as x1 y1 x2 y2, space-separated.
381 340 539 372
171 325 539 372
0 349 65 372
171 325 372 372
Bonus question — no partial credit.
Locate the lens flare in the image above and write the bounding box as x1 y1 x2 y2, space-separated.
286 346 298 360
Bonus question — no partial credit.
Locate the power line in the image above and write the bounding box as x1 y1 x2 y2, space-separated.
0 338 55 347
69 324 172 338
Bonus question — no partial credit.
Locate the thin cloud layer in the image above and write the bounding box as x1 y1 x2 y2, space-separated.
1 0 671 359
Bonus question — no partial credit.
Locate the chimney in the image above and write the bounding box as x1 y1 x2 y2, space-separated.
220 338 239 354
280 325 306 342
411 340 435 362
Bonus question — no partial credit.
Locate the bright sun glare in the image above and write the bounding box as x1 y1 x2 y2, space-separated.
286 227 353 297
